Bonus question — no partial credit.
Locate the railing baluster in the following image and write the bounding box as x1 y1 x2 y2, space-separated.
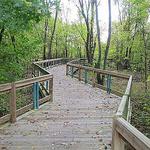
36 82 39 109
49 78 53 102
92 71 95 87
10 82 16 123
66 65 68 76
33 82 39 109
84 69 88 84
46 81 49 90
33 83 37 109
107 75 112 94
79 66 81 81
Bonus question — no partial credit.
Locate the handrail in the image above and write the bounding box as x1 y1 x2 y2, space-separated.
0 58 69 125
116 76 132 118
66 58 150 150
113 118 150 150
67 62 130 79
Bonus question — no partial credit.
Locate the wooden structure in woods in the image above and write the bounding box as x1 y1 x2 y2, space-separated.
0 58 149 150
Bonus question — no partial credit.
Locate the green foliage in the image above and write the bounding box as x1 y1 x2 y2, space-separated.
0 0 45 83
0 0 44 32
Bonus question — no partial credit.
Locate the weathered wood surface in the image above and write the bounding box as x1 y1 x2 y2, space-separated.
0 65 121 150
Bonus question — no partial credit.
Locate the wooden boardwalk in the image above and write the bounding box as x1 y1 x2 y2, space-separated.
0 65 121 150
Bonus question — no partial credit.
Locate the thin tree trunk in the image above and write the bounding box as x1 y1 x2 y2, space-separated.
142 27 148 92
89 0 95 64
95 0 101 68
10 35 16 49
94 0 103 84
0 27 5 43
47 5 58 59
55 34 58 58
43 19 48 60
78 0 95 64
65 35 68 58
103 0 112 70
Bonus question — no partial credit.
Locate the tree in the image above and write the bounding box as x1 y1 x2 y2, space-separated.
103 0 112 70
77 0 96 64
47 0 60 59
0 0 45 83
95 0 102 69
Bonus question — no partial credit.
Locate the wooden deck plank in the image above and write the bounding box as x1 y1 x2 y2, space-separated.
0 65 120 150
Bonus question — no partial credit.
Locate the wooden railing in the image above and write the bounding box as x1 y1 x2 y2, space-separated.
67 60 130 96
0 58 68 125
66 59 150 150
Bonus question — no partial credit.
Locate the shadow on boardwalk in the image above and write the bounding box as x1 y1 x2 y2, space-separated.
0 65 120 150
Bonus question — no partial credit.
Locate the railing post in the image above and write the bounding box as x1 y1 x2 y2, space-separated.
33 82 39 109
49 77 53 102
107 75 112 94
33 83 37 109
36 82 39 109
46 80 49 90
66 65 68 76
112 117 125 150
10 82 16 123
78 66 81 81
84 69 88 84
92 70 95 87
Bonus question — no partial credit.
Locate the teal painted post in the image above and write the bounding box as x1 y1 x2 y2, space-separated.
85 70 88 84
33 82 39 109
33 83 37 109
36 82 39 109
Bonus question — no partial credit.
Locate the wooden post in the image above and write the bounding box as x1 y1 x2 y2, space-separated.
10 82 16 123
46 81 49 90
84 69 88 84
107 75 112 94
112 118 125 150
66 65 68 76
79 66 81 81
49 77 53 102
92 71 95 87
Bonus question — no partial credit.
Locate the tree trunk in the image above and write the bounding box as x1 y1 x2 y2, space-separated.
65 35 68 58
103 0 112 70
43 19 48 60
47 5 58 59
0 27 5 43
94 0 103 84
10 35 16 49
78 0 95 65
142 27 148 92
55 34 58 58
